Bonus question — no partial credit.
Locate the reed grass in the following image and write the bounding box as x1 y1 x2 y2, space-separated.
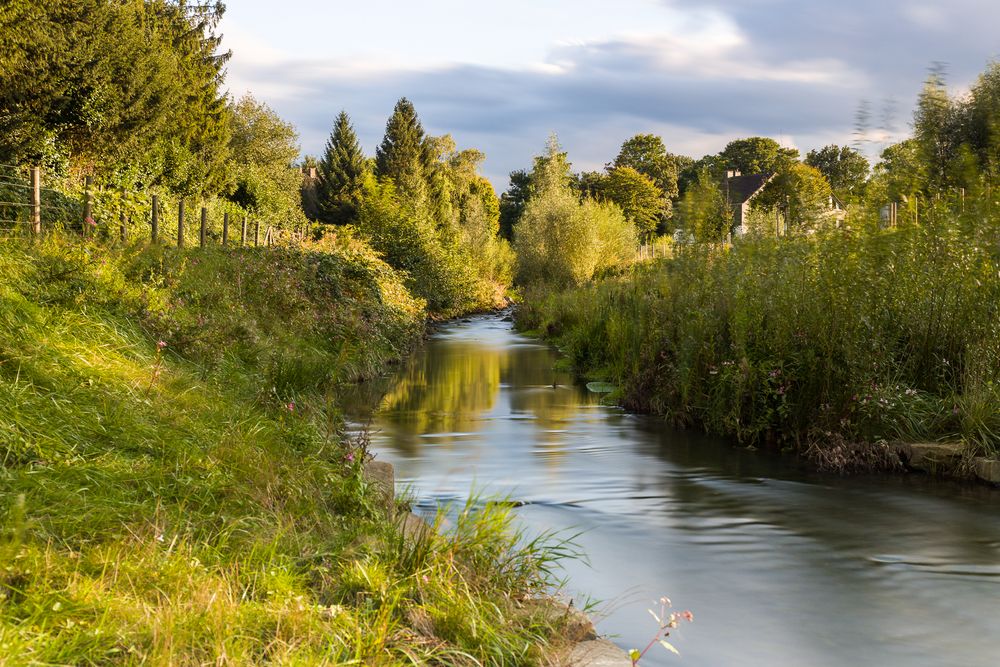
518 210 1000 462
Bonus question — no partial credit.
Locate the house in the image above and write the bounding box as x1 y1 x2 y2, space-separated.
723 170 776 236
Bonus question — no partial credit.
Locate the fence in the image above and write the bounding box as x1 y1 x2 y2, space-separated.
0 165 309 248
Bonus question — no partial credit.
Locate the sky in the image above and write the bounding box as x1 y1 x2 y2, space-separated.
221 0 1000 188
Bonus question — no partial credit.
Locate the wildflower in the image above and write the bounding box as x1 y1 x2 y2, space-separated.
346 452 355 463
286 401 295 412
422 574 430 584
157 340 167 350
84 216 96 227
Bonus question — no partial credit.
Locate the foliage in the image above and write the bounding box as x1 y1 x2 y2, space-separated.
375 97 427 207
514 137 636 287
756 162 833 231
676 170 729 242
613 134 678 225
603 166 663 239
805 144 870 203
716 137 798 176
227 95 306 225
0 0 232 195
316 111 368 225
499 169 531 240
518 208 1000 459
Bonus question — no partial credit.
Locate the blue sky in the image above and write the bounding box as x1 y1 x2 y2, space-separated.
221 0 1000 187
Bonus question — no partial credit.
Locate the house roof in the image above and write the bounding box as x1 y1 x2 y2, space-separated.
725 172 775 207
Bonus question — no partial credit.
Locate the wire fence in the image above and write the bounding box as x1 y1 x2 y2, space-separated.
0 165 309 249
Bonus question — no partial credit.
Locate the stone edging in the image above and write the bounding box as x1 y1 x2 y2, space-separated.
892 442 1000 484
362 459 633 666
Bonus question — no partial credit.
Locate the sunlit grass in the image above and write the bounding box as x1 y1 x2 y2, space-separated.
0 235 577 664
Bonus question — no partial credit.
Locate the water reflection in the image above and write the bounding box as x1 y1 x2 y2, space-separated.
345 314 1000 667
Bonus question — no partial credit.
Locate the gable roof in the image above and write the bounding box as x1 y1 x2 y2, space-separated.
725 172 776 207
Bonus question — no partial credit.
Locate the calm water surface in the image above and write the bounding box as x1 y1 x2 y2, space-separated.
345 314 1000 666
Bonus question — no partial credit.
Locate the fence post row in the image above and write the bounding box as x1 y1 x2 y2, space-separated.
13 167 288 251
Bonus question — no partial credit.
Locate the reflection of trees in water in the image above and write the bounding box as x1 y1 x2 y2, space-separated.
378 342 507 444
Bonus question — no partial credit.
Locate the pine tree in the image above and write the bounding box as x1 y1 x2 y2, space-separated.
317 111 368 225
375 98 427 206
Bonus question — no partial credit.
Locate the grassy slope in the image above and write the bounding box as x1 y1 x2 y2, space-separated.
0 235 571 665
517 220 1000 467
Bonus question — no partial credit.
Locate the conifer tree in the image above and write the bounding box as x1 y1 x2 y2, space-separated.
375 98 427 206
317 111 368 224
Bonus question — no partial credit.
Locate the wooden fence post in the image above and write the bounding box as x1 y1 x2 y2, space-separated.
241 216 247 246
83 176 93 236
222 212 229 246
254 220 260 247
151 195 159 243
200 207 207 248
178 199 185 248
30 167 41 236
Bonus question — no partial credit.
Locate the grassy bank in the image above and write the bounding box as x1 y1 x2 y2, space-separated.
0 235 574 664
517 216 1000 469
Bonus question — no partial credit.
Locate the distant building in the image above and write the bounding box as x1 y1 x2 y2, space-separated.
723 170 776 236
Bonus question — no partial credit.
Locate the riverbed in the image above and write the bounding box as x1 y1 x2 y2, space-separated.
344 313 1000 666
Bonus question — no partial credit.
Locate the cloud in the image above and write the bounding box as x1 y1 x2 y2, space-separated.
225 1 1000 189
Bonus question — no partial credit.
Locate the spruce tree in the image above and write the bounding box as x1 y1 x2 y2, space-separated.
317 110 368 224
375 98 427 206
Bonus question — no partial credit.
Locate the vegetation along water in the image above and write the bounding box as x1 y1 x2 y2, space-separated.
2 1 1000 664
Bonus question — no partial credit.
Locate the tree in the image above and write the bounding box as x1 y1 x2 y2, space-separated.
964 61 1000 177
375 97 427 205
719 137 799 175
677 170 728 242
317 111 368 225
227 95 304 223
613 134 677 222
805 145 870 202
613 134 678 199
602 166 662 239
499 169 531 239
0 0 232 194
422 134 457 228
913 68 957 191
776 163 833 229
514 136 635 286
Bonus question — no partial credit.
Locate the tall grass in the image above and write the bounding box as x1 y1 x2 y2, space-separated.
518 210 1000 461
0 234 576 664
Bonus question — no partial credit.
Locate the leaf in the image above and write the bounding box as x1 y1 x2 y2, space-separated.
659 640 680 656
586 381 616 394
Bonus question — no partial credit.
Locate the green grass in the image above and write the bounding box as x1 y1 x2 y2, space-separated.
518 211 1000 464
0 234 577 665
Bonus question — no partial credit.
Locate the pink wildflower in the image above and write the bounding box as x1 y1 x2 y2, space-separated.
157 340 167 350
286 402 295 412
84 216 96 227
346 452 355 463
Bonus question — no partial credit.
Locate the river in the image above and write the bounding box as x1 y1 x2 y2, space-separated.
344 313 1000 666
